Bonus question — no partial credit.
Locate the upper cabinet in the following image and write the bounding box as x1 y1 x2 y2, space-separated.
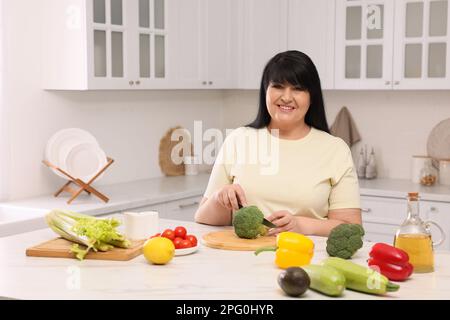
43 0 171 90
236 0 288 89
393 0 450 89
288 0 336 89
335 0 450 90
168 0 235 89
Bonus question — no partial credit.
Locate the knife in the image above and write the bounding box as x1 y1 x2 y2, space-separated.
237 202 277 228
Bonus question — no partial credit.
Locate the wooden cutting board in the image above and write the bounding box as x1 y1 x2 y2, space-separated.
26 238 146 261
202 230 276 251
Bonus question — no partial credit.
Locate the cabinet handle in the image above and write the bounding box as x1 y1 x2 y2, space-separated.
385 81 391 85
361 208 372 213
202 81 207 85
394 81 400 85
129 80 134 85
136 80 141 85
208 81 213 85
178 201 199 209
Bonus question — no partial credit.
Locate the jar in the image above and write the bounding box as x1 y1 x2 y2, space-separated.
419 159 438 186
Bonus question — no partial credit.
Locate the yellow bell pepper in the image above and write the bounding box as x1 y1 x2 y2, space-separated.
255 231 314 269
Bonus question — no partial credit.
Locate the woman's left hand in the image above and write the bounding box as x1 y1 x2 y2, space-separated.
266 210 299 236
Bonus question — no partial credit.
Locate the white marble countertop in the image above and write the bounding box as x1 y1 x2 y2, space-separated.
359 178 450 202
1 218 450 300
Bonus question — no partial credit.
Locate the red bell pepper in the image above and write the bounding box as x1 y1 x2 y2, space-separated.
368 243 414 281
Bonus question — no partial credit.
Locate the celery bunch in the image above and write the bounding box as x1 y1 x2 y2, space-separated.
46 209 131 260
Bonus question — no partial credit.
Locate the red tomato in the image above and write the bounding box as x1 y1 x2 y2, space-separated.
173 237 184 249
174 226 187 239
150 233 161 239
161 229 175 241
185 235 198 247
179 239 192 249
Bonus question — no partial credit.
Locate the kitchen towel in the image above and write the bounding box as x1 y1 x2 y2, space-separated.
330 106 361 147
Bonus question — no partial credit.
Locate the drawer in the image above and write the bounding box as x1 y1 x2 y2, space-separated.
363 221 398 244
360 196 405 225
421 201 450 251
162 196 201 222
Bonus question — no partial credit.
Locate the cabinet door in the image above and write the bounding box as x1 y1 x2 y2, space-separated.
421 200 450 251
87 0 131 89
287 0 335 89
169 0 206 88
238 0 288 89
204 0 234 88
335 0 394 89
129 0 171 89
393 0 450 89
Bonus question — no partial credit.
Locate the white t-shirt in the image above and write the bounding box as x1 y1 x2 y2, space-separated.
203 126 361 219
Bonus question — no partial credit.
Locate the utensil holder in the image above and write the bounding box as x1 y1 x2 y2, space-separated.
42 157 114 204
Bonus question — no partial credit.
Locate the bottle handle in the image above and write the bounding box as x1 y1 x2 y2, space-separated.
425 220 446 247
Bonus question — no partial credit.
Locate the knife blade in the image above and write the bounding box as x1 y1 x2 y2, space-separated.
237 202 277 228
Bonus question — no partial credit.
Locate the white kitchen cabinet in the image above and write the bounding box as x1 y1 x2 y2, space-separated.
335 0 395 89
393 0 450 89
287 0 335 89
335 0 450 90
360 194 450 251
168 0 235 89
236 0 288 89
43 0 171 90
125 196 201 222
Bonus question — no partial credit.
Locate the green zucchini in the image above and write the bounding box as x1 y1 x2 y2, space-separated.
322 257 400 295
302 264 346 297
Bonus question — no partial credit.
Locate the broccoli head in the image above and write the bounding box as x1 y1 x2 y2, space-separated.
326 223 365 259
232 206 268 239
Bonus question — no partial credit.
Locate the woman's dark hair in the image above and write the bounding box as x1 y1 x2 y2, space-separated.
247 50 330 133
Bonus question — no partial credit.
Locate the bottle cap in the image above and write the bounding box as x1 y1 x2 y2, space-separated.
408 192 419 200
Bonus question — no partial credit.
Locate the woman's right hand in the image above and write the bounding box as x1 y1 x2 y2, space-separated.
212 184 248 212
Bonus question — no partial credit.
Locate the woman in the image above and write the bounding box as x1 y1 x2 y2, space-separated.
195 50 361 237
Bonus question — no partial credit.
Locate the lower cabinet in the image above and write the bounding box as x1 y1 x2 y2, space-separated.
360 195 450 251
125 195 201 222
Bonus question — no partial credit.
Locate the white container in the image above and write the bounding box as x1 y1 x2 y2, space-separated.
123 211 159 240
439 159 450 186
411 155 432 184
184 156 199 175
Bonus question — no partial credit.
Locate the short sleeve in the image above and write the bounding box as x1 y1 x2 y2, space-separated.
202 128 241 199
328 140 361 210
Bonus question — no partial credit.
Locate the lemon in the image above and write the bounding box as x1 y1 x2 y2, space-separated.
143 237 175 265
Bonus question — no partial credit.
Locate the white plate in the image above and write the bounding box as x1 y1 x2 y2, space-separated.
427 118 450 161
45 128 99 179
175 244 199 256
61 142 107 182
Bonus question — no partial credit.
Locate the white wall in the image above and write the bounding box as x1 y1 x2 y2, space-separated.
0 0 224 200
222 90 450 181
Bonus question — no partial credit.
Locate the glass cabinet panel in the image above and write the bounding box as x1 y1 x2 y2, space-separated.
94 0 106 24
405 44 422 78
139 0 150 28
406 2 423 37
111 0 123 25
155 35 165 78
154 0 165 29
111 31 124 77
366 45 383 78
367 5 383 39
94 30 107 77
428 43 446 77
345 46 361 78
140 34 151 77
429 1 448 37
346 6 362 40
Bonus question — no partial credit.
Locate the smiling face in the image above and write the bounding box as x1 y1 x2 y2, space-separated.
266 81 311 130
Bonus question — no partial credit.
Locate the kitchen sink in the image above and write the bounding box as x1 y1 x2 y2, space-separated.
0 205 48 237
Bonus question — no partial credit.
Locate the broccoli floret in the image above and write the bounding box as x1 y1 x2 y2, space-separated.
232 206 268 239
326 223 365 259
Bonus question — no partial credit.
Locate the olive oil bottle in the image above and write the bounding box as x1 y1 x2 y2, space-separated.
394 192 445 273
